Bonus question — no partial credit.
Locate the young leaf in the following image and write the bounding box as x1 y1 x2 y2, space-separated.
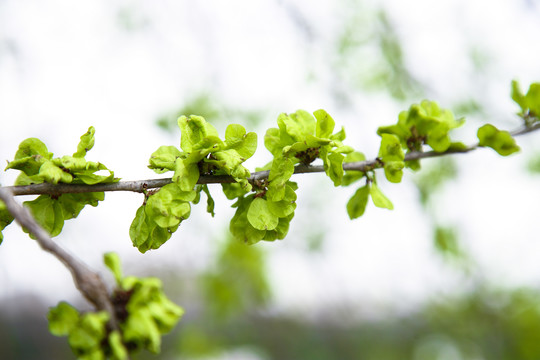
73 126 96 158
24 196 65 237
178 115 220 152
325 151 345 186
314 109 336 139
511 80 540 117
224 124 258 158
247 197 279 231
384 161 405 183
267 184 297 218
277 110 316 142
173 158 200 191
108 331 128 360
347 185 370 219
370 183 394 210
38 161 73 184
5 138 52 176
477 124 520 156
267 156 295 201
129 206 177 253
104 252 123 285
148 146 183 173
379 134 404 162
48 302 80 337
379 134 404 183
0 201 14 244
201 185 215 217
145 183 194 228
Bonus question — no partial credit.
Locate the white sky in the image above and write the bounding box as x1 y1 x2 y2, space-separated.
1 0 540 321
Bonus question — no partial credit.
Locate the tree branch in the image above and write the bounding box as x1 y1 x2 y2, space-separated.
0 187 120 332
4 123 539 196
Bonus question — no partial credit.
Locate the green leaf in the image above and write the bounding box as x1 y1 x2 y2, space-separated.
511 80 526 111
264 128 284 157
230 196 266 244
383 161 405 183
48 302 80 336
148 146 183 173
347 185 370 219
173 158 200 191
145 183 194 228
201 185 215 217
147 294 184 332
277 110 316 143
129 206 176 253
370 183 394 210
221 182 249 200
23 192 104 239
477 124 520 156
38 160 73 184
24 195 65 237
512 80 540 117
123 309 161 353
108 331 128 360
178 115 220 153
314 109 336 138
247 197 279 231
68 312 108 351
6 138 52 176
426 122 451 152
0 201 14 244
329 126 346 141
74 126 96 158
104 252 123 285
325 151 345 186
224 124 258 159
59 192 104 220
377 123 410 145
267 156 295 201
265 213 293 241
379 134 404 162
379 134 405 183
267 184 297 217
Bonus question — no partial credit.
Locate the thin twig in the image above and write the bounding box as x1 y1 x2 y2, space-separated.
4 123 539 196
0 187 120 332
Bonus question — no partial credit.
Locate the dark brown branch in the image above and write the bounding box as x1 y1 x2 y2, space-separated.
0 187 120 332
4 123 539 196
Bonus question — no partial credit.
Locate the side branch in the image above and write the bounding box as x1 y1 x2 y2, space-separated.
0 188 120 331
5 123 539 196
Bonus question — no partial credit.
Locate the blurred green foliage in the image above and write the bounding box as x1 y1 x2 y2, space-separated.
334 5 422 101
6 286 540 359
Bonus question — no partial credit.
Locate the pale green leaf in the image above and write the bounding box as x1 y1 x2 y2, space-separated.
314 109 336 139
74 126 96 158
47 302 80 336
247 197 279 231
370 183 394 210
347 185 370 219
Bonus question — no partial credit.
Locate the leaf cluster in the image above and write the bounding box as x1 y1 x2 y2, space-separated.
48 253 183 359
512 80 540 123
2 127 117 239
226 109 355 244
377 100 465 169
131 115 256 252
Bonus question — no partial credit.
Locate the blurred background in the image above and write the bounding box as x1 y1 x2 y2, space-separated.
2 0 540 359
